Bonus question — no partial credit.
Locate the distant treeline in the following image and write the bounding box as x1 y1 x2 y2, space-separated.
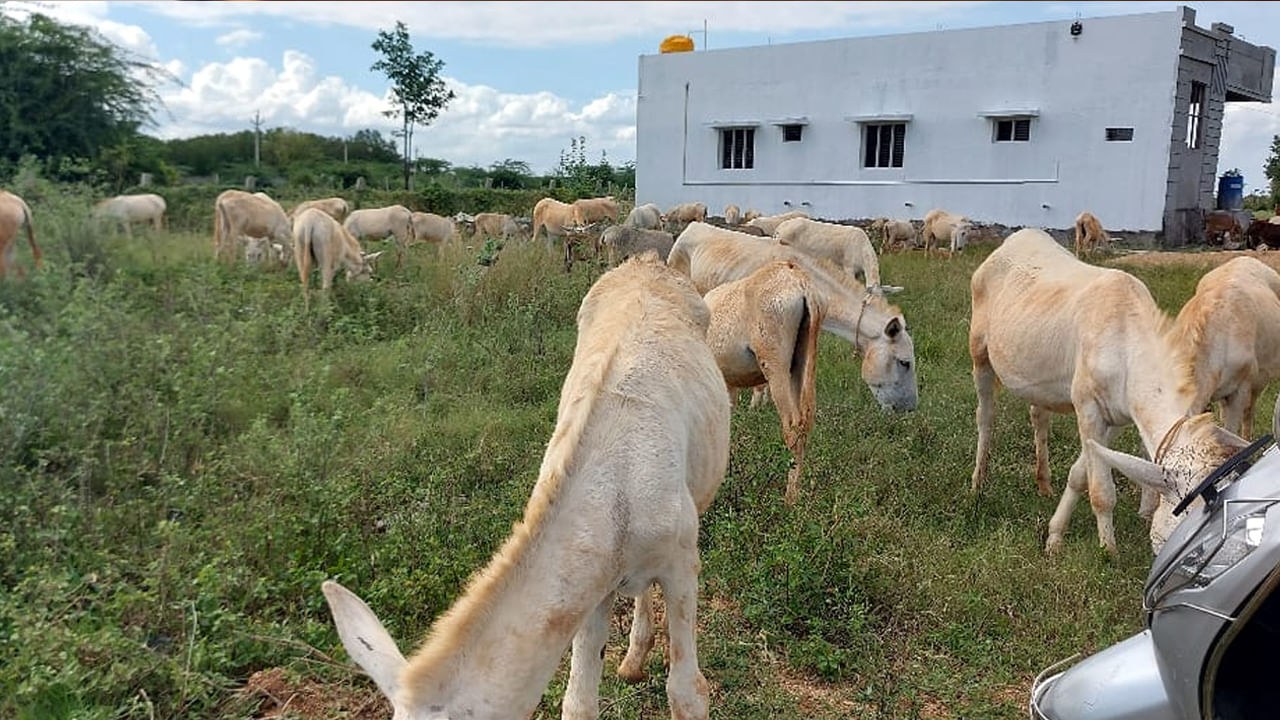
0 11 633 196
152 128 636 195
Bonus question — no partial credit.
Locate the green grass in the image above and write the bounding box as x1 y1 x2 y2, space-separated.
1 200 1275 719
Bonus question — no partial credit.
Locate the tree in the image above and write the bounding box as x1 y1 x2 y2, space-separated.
554 136 615 195
347 129 399 163
1264 134 1280 202
264 128 325 168
488 158 532 189
613 160 636 189
371 21 455 190
414 157 452 177
0 12 165 169
453 165 490 188
161 131 255 175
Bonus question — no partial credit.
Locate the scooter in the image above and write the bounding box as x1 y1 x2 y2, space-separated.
1030 397 1280 720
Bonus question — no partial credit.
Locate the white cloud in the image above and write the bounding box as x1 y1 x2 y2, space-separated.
215 28 263 48
163 59 186 80
1221 78 1280 196
129 1 991 48
3 1 159 58
156 51 637 173
98 18 159 58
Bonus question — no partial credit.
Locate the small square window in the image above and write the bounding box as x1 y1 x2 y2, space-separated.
1105 127 1134 142
782 124 803 142
993 118 1031 143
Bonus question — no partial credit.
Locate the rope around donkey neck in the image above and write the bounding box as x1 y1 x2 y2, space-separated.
1153 415 1192 465
853 292 873 355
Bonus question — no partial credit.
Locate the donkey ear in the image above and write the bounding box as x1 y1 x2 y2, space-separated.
872 285 904 295
322 581 408 708
884 317 902 338
1087 440 1176 498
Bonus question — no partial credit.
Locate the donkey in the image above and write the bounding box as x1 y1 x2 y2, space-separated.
322 252 731 720
970 228 1247 555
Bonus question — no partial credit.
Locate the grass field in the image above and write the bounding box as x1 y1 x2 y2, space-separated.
2 194 1276 719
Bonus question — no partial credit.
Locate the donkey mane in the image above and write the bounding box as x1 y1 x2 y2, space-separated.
398 265 642 699
1170 288 1215 400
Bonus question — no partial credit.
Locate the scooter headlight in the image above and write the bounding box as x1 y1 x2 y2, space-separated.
1171 511 1267 588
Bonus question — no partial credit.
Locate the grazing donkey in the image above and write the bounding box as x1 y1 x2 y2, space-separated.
970 228 1248 555
322 251 731 720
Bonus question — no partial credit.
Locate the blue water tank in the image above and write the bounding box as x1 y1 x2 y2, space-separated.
1217 174 1245 210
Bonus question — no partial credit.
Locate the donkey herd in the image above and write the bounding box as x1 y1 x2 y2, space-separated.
4 186 1280 718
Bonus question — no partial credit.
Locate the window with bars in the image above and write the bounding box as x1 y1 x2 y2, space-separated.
1187 81 1205 149
863 123 905 168
993 117 1031 142
720 127 755 169
782 124 804 142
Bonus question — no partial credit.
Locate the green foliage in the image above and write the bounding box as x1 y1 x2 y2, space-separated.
158 128 403 188
1243 190 1274 215
553 136 631 196
0 11 166 180
1265 134 1280 200
414 157 453 180
6 201 1262 718
98 134 179 192
161 131 256 176
371 21 456 190
487 158 534 189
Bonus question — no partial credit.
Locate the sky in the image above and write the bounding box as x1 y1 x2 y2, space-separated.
6 1 1280 186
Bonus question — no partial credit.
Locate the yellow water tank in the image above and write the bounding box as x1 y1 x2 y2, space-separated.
660 35 695 53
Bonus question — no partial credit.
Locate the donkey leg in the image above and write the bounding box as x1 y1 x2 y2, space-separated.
1047 451 1088 554
971 359 998 493
617 586 656 683
749 384 771 409
1084 419 1122 556
1222 389 1252 441
1030 404 1053 496
562 592 615 720
661 554 709 720
783 427 810 506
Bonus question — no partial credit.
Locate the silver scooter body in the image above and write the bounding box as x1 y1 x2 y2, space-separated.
1031 435 1280 720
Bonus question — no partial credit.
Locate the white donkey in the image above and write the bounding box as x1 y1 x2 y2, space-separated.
970 229 1248 555
322 251 731 720
668 221 917 415
1172 256 1280 440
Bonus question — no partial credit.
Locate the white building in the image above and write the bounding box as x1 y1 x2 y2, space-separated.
635 6 1274 245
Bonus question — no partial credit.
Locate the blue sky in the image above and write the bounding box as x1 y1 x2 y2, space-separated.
8 1 1280 186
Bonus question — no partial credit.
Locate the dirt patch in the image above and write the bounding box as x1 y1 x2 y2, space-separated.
990 682 1028 709
774 664 877 715
1106 248 1280 271
239 667 389 719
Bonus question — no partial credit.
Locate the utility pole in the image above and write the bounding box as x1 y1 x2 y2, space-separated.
251 111 263 167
